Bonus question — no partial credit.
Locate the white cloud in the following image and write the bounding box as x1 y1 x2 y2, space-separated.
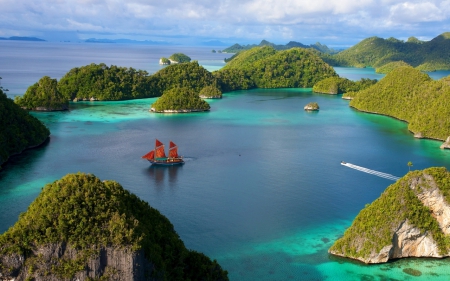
0 0 449 44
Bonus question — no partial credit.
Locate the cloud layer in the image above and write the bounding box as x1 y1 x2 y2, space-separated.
1 0 449 45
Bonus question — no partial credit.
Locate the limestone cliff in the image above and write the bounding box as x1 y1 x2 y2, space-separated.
329 167 450 263
0 173 228 280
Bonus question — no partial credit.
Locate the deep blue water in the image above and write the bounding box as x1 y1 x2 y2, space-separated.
1 42 450 280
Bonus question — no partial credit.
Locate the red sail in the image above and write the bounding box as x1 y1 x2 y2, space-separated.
142 150 154 160
154 139 166 158
169 141 179 158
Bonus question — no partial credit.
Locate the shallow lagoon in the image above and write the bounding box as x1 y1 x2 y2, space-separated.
1 42 450 280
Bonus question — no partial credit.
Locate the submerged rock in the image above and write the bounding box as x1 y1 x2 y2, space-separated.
329 167 450 263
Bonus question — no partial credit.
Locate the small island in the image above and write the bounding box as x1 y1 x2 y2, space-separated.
329 167 450 264
199 85 222 99
0 173 228 280
150 87 211 113
159 53 192 65
304 102 319 111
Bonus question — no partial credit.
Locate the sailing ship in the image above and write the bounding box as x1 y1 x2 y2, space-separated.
142 139 184 165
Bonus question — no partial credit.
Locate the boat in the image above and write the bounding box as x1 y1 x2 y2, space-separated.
142 139 184 165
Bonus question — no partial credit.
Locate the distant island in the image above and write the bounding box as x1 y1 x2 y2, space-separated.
324 32 450 71
330 167 450 264
84 38 170 45
312 77 377 95
0 173 228 280
159 53 192 65
0 36 45 42
222 39 337 54
0 87 49 169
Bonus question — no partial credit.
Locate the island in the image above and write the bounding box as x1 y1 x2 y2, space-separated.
304 102 319 111
324 32 450 71
150 87 211 113
343 66 450 144
199 85 222 99
0 173 228 280
0 88 49 168
14 76 68 111
329 167 450 264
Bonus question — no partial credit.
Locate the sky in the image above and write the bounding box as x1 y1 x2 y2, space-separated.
1 0 450 47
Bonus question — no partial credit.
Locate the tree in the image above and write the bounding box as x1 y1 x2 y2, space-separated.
408 161 413 171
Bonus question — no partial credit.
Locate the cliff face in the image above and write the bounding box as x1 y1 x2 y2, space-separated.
329 167 450 263
0 173 228 281
0 244 155 281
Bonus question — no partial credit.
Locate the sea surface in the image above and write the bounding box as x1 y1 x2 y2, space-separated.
1 41 450 280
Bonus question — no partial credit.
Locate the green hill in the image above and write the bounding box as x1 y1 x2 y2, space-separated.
0 89 50 168
214 46 337 92
15 76 68 110
0 173 228 280
346 66 450 141
330 167 450 264
151 87 211 112
222 40 337 54
330 32 450 71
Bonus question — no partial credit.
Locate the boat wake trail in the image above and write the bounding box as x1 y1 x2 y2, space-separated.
341 162 400 181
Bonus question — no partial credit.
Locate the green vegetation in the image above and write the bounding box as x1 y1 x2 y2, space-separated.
0 173 228 280
15 76 68 110
199 85 222 98
169 53 191 63
151 87 211 112
375 61 411 74
215 46 337 92
0 88 50 167
313 77 377 94
58 63 152 101
160 57 170 64
222 40 338 54
330 167 450 260
347 66 450 140
328 32 450 71
304 102 319 111
151 61 220 94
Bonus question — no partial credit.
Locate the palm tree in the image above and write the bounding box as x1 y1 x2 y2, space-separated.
407 161 413 171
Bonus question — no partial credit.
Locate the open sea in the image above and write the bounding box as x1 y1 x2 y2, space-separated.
2 41 450 280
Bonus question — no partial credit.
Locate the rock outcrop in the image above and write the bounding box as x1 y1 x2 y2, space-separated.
304 102 319 111
329 167 450 263
440 136 450 149
0 173 228 281
0 244 154 281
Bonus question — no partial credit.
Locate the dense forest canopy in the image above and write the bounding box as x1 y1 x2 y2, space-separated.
151 87 211 112
214 46 337 92
313 77 377 94
0 173 228 280
325 32 450 71
0 88 49 167
15 76 68 110
346 66 450 140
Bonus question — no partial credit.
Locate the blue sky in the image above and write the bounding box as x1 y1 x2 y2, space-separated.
1 0 450 46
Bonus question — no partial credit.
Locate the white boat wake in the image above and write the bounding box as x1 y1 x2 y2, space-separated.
341 162 400 181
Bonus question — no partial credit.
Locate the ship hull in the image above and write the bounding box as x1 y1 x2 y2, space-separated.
148 158 185 166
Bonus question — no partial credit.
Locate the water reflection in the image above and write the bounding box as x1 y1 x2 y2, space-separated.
145 164 182 189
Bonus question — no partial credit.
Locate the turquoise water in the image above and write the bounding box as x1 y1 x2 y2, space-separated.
1 42 450 280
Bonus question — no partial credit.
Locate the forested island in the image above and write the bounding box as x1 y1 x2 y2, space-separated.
330 167 450 264
0 173 228 280
323 32 450 71
0 87 49 168
15 76 68 111
151 87 211 112
343 66 450 143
